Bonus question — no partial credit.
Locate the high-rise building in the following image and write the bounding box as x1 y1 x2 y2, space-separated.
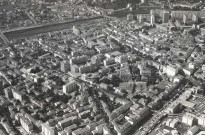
150 14 155 25
183 14 188 24
60 60 70 73
20 117 33 133
0 80 3 95
192 14 198 23
162 10 170 23
12 89 24 102
63 81 78 94
42 120 57 135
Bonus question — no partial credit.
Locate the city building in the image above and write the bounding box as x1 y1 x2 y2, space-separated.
20 117 33 133
63 81 78 94
12 89 24 102
182 113 196 126
42 120 57 135
127 14 134 22
163 10 170 23
73 26 81 35
60 60 70 73
0 1 205 135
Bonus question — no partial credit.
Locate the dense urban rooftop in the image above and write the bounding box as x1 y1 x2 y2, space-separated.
0 0 205 135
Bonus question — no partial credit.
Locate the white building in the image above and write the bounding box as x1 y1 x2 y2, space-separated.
63 82 78 94
12 89 24 102
42 122 56 135
182 113 196 126
198 116 205 126
164 65 178 77
20 117 33 133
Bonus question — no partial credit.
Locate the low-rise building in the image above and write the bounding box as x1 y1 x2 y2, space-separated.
182 113 196 126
